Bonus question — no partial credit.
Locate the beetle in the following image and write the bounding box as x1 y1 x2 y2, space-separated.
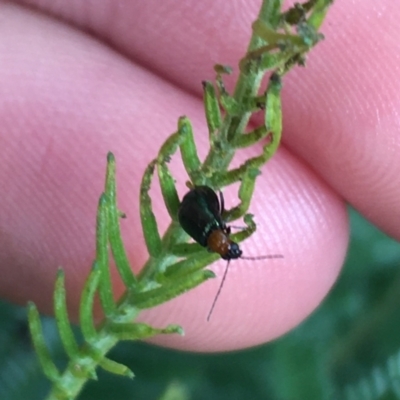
178 186 241 260
178 185 282 320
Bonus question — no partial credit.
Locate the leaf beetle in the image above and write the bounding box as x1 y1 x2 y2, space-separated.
178 185 282 320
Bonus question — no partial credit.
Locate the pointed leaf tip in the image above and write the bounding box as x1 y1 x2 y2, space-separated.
203 270 216 279
56 268 65 279
165 324 184 336
107 152 115 162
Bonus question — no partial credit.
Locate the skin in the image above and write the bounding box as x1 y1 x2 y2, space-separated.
0 0 399 352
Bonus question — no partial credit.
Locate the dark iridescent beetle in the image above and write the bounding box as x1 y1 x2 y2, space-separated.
178 185 282 320
178 186 241 260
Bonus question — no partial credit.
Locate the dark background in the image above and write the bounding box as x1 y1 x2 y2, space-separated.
1 208 400 400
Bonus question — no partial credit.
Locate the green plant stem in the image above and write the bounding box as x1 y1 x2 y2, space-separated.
40 1 332 398
139 2 282 281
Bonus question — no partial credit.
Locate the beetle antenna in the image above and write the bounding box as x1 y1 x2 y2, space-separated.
207 260 231 321
240 254 283 260
207 255 283 320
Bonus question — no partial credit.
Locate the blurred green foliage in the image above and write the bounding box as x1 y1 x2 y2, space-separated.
1 208 400 400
